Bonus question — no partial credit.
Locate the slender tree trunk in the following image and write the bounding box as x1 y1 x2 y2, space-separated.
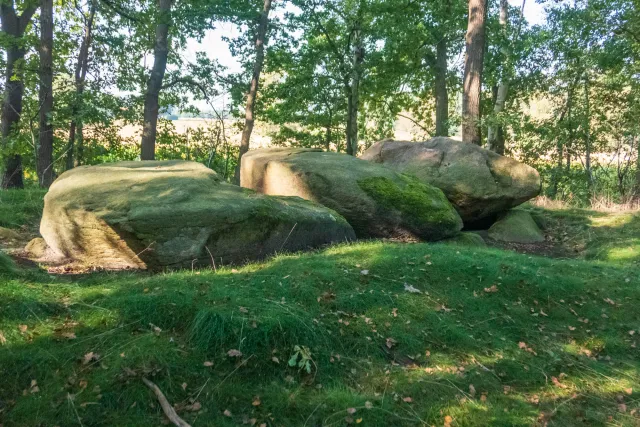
0 4 37 189
345 82 352 154
634 136 640 200
140 0 172 161
66 0 95 170
584 73 593 192
37 0 54 188
235 0 272 182
346 21 363 156
434 35 449 137
462 0 487 145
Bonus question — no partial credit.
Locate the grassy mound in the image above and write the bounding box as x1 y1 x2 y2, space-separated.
1 240 639 426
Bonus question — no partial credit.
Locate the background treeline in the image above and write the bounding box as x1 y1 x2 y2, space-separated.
0 0 639 207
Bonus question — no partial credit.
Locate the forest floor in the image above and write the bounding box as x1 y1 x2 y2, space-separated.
1 190 639 426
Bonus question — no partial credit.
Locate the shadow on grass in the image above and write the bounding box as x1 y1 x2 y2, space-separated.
1 242 640 426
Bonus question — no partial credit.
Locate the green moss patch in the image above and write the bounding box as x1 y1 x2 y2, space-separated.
358 175 462 240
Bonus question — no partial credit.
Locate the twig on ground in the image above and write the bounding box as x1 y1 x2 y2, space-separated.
142 377 192 427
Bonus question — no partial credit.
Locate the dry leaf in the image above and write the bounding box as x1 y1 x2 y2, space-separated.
82 352 99 365
404 284 422 294
252 397 261 406
484 285 498 293
61 332 77 340
385 337 397 349
271 356 280 364
444 415 453 427
223 409 232 417
402 397 412 403
186 402 202 412
227 349 243 357
203 361 214 367
469 384 476 397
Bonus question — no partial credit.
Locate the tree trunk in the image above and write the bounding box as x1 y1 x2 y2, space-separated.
66 0 95 170
584 73 593 193
140 0 172 161
434 35 448 137
634 136 640 200
235 0 272 182
0 4 37 189
462 0 487 145
346 21 363 156
37 0 54 188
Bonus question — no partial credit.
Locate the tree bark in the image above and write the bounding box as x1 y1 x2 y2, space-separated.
0 3 38 189
487 0 508 153
462 0 487 145
140 0 172 161
584 73 593 192
346 21 363 156
235 0 272 181
434 35 449 137
66 0 95 170
634 136 640 200
37 0 54 188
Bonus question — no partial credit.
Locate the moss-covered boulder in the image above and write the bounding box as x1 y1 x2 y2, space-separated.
361 138 541 224
442 232 487 247
488 210 544 244
240 148 462 240
41 161 355 269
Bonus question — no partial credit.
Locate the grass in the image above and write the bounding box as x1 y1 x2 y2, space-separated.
1 192 640 426
525 204 640 265
0 189 46 232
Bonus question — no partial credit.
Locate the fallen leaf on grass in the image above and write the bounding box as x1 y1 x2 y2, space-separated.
61 332 77 340
385 337 397 349
252 397 261 406
223 409 232 417
203 361 213 367
402 397 412 403
484 285 498 293
403 284 422 294
551 376 568 389
227 349 243 357
82 352 100 365
186 402 201 412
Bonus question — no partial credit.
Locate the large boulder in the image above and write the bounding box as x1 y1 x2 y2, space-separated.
41 161 355 269
488 210 545 244
360 138 541 223
240 148 462 240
